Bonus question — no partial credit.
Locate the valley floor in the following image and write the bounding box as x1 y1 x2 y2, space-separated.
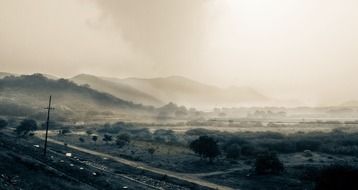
0 132 215 190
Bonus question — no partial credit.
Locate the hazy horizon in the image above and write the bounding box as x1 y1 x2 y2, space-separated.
1 0 358 106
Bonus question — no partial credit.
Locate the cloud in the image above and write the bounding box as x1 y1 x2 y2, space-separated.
1 0 358 105
93 0 212 74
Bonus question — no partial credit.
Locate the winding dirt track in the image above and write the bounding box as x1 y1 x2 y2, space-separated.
43 137 234 190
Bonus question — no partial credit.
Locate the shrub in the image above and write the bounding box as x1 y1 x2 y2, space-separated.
255 151 284 175
153 129 177 143
262 140 297 153
189 135 221 163
117 133 131 143
303 150 313 157
148 147 156 159
15 119 37 137
241 144 259 157
257 132 285 139
92 135 98 144
315 164 358 190
116 134 130 148
116 139 126 148
102 134 113 144
0 118 8 129
86 130 93 136
225 143 241 160
295 139 321 152
59 128 71 135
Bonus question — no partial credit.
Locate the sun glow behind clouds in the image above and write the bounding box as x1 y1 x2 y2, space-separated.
202 0 358 105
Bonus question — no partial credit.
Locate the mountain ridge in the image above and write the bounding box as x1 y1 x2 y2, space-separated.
96 74 271 108
0 74 154 121
71 74 163 106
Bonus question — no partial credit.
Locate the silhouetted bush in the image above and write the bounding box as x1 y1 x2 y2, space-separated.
102 134 113 144
92 135 98 144
260 140 297 153
117 133 131 143
295 139 321 152
189 135 221 163
15 119 37 137
255 151 284 175
225 143 241 160
153 129 179 143
315 164 358 190
257 132 285 139
59 128 71 135
0 118 8 129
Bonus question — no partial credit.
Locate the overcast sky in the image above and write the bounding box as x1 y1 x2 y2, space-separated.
1 0 358 106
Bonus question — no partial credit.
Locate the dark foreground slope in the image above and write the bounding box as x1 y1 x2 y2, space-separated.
0 130 216 190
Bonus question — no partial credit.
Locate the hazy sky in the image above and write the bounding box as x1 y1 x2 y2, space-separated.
1 0 358 106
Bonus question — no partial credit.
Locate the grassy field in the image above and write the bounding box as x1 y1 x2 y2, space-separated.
39 120 358 190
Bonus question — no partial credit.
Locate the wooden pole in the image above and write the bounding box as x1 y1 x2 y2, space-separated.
44 95 54 156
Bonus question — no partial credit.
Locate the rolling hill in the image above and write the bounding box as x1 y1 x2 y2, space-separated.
71 74 163 106
340 100 358 107
103 75 270 108
0 72 15 78
0 74 154 121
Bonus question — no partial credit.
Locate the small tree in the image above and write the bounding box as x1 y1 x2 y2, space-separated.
255 151 284 175
79 137 85 143
15 119 37 137
189 135 221 163
92 135 98 145
102 134 113 144
148 147 156 159
0 118 8 130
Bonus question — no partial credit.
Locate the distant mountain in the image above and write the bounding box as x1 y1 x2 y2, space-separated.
1 72 270 112
340 100 358 107
0 74 154 121
0 72 58 80
0 72 15 78
71 74 163 106
104 75 270 108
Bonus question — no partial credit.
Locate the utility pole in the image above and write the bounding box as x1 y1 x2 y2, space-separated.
44 95 54 156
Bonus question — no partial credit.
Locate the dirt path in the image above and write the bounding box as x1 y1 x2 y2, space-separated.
43 137 234 190
191 167 250 177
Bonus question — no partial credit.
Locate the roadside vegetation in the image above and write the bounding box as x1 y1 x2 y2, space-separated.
4 117 358 190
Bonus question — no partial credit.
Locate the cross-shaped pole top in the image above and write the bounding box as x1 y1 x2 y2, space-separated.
44 95 55 110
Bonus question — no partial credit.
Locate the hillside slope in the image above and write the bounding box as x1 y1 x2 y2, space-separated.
105 75 270 108
71 74 163 106
0 74 153 121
